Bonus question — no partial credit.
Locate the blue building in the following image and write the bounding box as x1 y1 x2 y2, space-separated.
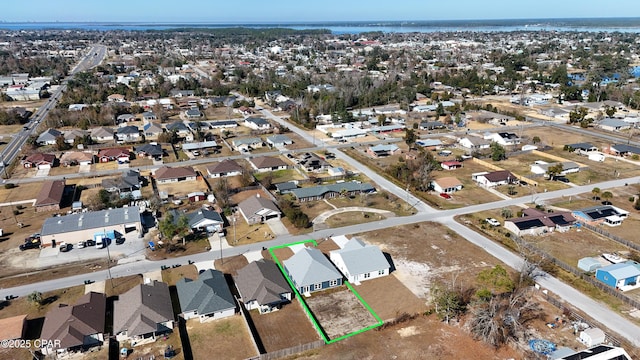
595 262 640 291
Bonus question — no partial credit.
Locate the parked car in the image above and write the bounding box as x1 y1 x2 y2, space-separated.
76 241 86 249
59 243 72 252
115 237 126 245
439 193 452 199
19 240 41 251
485 218 501 226
552 176 570 183
85 239 96 247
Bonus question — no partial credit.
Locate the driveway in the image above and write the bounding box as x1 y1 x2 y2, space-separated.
34 168 50 177
266 218 289 236
78 164 91 173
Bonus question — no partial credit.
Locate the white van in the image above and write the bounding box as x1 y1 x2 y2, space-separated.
95 235 105 249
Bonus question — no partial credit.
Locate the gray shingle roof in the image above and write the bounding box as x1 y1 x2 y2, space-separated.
113 281 174 337
238 195 280 217
41 207 141 236
235 259 291 306
187 209 223 228
283 247 342 289
176 269 235 315
290 182 374 199
331 238 390 276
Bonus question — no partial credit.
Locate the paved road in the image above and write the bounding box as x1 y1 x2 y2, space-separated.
0 44 107 173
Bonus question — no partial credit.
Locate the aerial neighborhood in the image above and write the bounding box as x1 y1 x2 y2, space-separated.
1 19 640 360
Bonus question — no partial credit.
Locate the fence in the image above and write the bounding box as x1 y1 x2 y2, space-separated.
510 233 640 311
581 223 640 252
246 340 325 360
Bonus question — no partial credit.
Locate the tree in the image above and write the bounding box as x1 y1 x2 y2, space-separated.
531 136 541 144
55 135 71 151
601 191 613 204
501 208 513 219
547 163 564 179
604 104 616 118
27 291 42 306
568 106 588 124
490 142 506 161
431 282 470 324
404 128 417 148
591 187 601 201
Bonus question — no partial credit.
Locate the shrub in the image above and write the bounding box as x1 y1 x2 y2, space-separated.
4 183 15 189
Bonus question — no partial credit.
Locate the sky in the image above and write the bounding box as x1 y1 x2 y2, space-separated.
2 0 640 23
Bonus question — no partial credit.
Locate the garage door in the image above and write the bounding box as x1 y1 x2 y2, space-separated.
124 223 138 233
38 164 51 169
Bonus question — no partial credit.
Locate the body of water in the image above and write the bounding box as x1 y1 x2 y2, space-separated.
1 18 640 34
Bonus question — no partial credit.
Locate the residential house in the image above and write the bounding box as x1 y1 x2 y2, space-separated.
176 269 236 322
290 182 375 202
484 132 521 146
297 152 330 172
188 192 206 202
34 180 65 212
419 121 446 130
472 171 516 187
598 118 631 132
572 205 630 227
166 121 193 140
184 108 203 119
90 127 116 142
249 156 288 173
416 139 444 150
209 120 238 129
37 128 62 146
154 166 197 184
115 125 141 142
607 144 640 157
235 259 292 314
185 209 224 232
367 144 400 158
327 167 346 177
266 134 293 148
182 141 218 153
329 238 390 284
595 262 640 291
371 124 405 134
68 104 89 111
441 160 463 170
431 177 463 194
567 142 599 155
231 137 263 152
504 208 576 236
143 122 164 138
59 151 94 166
458 136 491 150
555 345 632 360
113 281 174 343
283 247 343 294
170 89 195 98
40 292 106 356
22 153 56 169
64 129 88 144
142 111 157 122
206 159 243 178
102 170 142 198
134 143 164 159
117 114 136 124
237 194 281 225
0 315 27 342
107 94 125 103
275 181 297 194
244 117 271 130
530 161 581 176
98 148 131 163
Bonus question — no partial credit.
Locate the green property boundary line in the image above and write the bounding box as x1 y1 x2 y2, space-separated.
269 239 383 345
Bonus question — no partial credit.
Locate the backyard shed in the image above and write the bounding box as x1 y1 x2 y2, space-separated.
577 257 602 272
579 328 606 347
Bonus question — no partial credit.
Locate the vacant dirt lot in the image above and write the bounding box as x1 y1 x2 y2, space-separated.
188 316 257 360
354 274 427 321
156 178 209 198
305 288 380 340
249 300 320 353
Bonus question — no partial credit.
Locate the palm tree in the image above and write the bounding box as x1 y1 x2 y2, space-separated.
601 191 613 205
591 187 601 201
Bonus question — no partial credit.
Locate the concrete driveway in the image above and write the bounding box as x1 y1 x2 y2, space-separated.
266 218 289 236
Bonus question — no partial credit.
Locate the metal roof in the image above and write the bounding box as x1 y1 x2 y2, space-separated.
597 263 640 280
41 207 141 236
290 182 374 199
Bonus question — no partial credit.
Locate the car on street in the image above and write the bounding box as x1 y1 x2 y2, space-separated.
552 176 570 183
485 218 501 226
76 241 86 249
59 242 72 252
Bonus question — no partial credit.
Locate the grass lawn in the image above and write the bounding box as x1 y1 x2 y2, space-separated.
162 264 199 285
156 179 209 198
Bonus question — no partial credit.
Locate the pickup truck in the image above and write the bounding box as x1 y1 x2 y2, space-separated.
19 240 41 251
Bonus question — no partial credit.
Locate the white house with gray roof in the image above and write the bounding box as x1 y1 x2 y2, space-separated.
266 134 293 148
283 247 343 295
176 269 236 322
330 238 390 285
234 259 292 314
231 137 263 152
237 194 280 225
40 207 142 246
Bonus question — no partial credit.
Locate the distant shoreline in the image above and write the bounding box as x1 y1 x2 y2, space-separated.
2 18 640 34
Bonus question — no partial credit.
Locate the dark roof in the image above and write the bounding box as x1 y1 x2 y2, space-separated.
250 156 288 169
509 208 576 229
154 166 196 181
483 170 515 183
567 142 596 150
98 147 130 158
498 132 519 139
166 121 190 132
187 209 224 228
35 180 65 207
245 117 269 126
561 345 631 360
235 259 291 306
24 153 56 164
611 144 640 155
117 125 140 134
135 143 164 156
113 281 174 337
206 159 243 175
176 269 235 315
40 292 106 350
511 218 546 230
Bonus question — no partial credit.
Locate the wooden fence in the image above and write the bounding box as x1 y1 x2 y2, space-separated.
246 340 325 360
